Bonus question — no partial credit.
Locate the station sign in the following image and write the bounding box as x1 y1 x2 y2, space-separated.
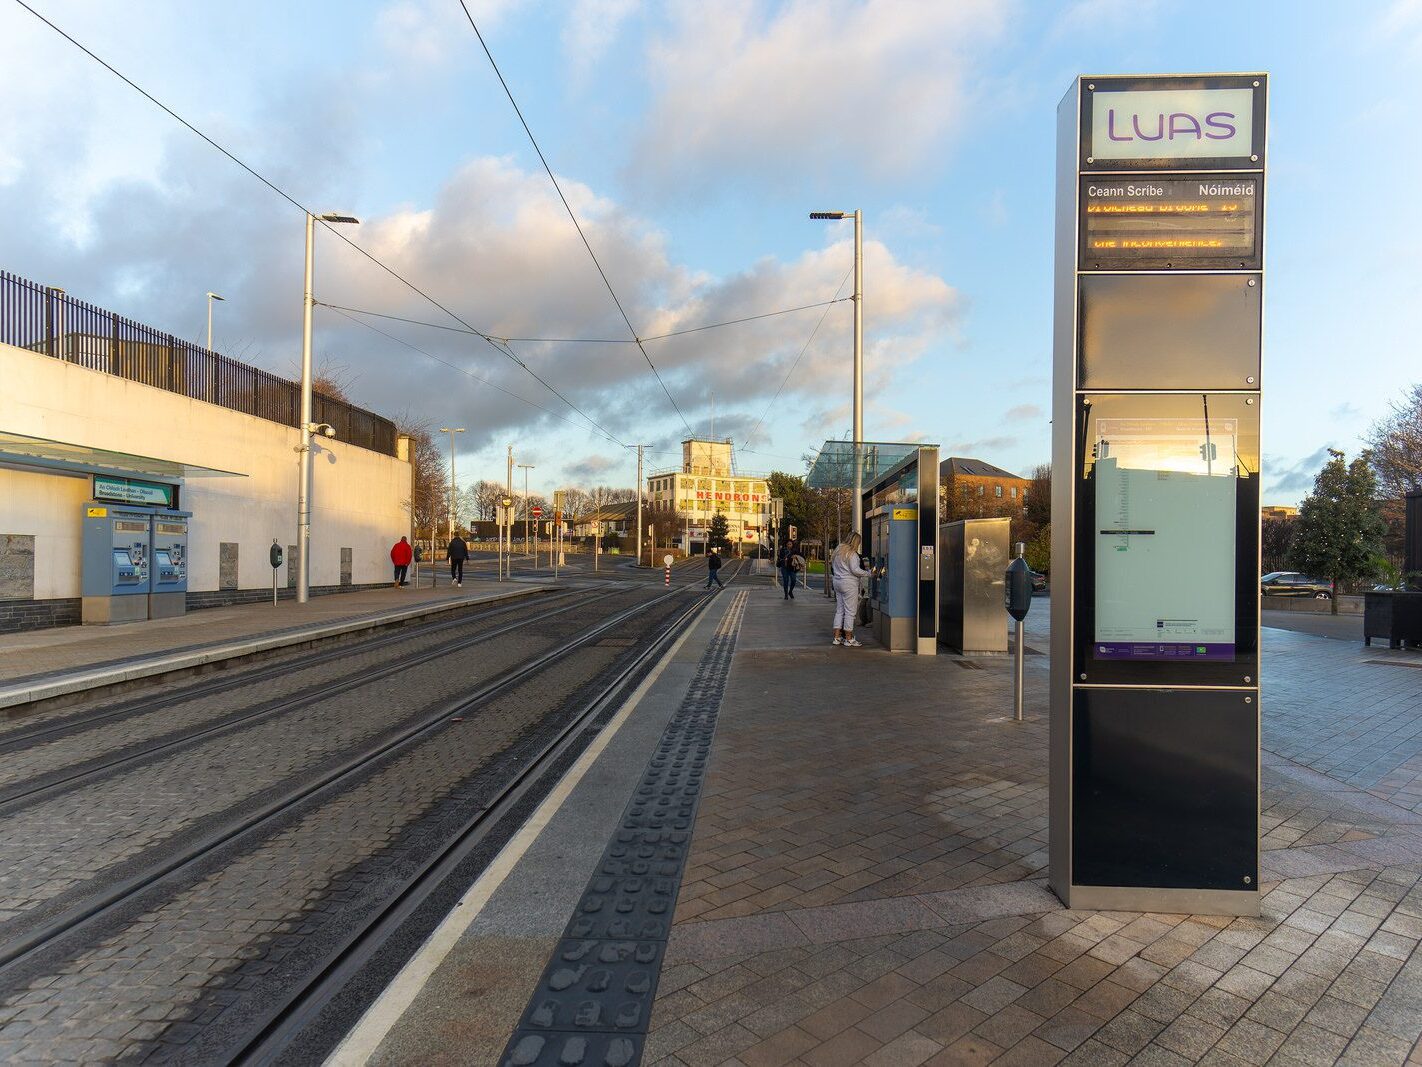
93 475 176 508
1080 75 1265 172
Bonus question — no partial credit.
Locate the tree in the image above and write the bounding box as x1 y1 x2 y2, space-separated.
1024 523 1051 575
465 480 505 522
394 420 448 542
707 513 732 551
1025 464 1051 530
1365 382 1422 561
1288 449 1387 613
1261 516 1296 575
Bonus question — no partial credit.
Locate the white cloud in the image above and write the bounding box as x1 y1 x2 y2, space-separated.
563 0 641 75
375 0 525 68
631 0 1008 195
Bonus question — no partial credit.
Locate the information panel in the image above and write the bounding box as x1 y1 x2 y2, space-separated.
1093 417 1237 661
1080 177 1258 270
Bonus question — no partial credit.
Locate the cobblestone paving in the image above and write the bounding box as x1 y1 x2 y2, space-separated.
646 590 1422 1066
0 592 584 791
0 590 694 1063
0 590 647 930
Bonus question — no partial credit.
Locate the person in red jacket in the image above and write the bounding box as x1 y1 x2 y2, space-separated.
390 536 413 587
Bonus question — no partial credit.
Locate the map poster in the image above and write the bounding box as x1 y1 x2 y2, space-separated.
1093 417 1237 661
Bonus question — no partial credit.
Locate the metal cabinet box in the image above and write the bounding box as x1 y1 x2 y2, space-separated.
938 517 1009 654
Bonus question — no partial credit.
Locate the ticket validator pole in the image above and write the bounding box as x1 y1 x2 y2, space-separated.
1050 74 1267 916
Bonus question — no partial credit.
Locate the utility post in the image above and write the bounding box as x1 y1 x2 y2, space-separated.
439 427 464 548
635 444 644 569
297 210 359 604
810 209 864 539
518 463 535 560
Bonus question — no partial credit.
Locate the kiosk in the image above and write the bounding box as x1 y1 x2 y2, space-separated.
81 503 155 624
149 511 191 619
860 445 939 655
939 517 1010 655
1050 73 1267 915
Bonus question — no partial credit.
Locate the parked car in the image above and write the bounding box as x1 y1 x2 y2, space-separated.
1030 569 1047 593
1260 572 1333 599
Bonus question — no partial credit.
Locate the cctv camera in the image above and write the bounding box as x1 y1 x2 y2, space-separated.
322 425 336 439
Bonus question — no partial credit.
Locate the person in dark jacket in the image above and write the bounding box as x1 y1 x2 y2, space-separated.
705 549 723 589
777 539 802 600
447 532 469 587
390 536 413 587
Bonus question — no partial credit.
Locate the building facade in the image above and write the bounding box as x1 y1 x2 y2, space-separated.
939 456 1031 522
646 439 769 550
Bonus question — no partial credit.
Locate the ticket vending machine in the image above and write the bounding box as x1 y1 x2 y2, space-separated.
858 445 939 655
149 511 191 619
1051 73 1267 915
867 505 920 651
81 503 154 624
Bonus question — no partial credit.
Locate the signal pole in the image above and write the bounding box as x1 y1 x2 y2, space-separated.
635 445 644 569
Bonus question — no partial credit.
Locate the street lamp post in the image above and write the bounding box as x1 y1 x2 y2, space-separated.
518 463 535 558
810 209 863 537
439 427 466 546
297 211 359 604
205 291 225 353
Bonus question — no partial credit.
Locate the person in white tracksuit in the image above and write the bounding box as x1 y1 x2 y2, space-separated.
830 532 869 647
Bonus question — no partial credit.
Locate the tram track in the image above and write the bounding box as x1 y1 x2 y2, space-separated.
0 562 744 1064
0 588 624 812
234 574 734 1065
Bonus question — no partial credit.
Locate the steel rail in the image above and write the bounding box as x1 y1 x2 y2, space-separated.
0 581 715 976
232 559 744 1064
0 589 577 755
0 590 626 813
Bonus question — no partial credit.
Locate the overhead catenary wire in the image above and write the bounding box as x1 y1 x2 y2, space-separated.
456 0 694 437
741 263 856 451
327 308 625 447
319 297 851 345
12 0 627 448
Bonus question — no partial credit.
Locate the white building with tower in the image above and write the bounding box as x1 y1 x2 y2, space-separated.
645 439 770 552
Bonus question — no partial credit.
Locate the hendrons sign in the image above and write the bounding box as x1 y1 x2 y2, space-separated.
1091 87 1254 160
93 475 176 508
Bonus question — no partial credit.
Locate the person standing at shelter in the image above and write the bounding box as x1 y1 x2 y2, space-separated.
831 532 868 646
390 536 413 587
705 549 724 589
447 530 468 588
778 538 800 600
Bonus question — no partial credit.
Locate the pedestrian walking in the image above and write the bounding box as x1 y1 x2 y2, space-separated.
777 539 802 600
447 530 469 588
831 532 868 646
705 548 724 589
390 535 413 587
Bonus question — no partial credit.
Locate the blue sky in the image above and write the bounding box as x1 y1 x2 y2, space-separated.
2 0 1418 503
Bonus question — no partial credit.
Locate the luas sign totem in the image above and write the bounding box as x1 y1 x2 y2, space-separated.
1051 74 1267 917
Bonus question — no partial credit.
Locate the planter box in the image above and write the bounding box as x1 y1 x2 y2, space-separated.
1363 591 1422 649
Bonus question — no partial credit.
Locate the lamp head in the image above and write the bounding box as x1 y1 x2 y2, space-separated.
206 291 225 301
319 212 360 225
809 211 847 220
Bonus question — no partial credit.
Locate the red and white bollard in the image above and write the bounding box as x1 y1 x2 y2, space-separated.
664 565 671 587
663 553 673 588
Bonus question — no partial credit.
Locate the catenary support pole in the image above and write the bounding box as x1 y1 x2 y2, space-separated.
297 213 315 604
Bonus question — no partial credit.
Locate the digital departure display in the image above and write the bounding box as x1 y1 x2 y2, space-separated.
1080 177 1258 269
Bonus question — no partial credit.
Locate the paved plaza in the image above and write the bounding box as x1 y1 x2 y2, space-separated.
640 587 1422 1067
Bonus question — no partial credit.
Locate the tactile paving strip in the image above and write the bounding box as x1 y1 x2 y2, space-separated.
500 590 747 1067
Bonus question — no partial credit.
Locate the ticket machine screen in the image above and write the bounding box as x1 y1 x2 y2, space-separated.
112 546 146 586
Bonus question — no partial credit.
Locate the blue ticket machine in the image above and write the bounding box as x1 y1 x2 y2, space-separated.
867 505 920 651
81 503 154 624
149 511 191 619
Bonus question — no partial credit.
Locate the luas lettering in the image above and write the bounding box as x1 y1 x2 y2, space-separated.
1107 109 1238 144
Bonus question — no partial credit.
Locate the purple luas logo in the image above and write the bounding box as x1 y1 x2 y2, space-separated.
1106 108 1236 143
1091 87 1254 159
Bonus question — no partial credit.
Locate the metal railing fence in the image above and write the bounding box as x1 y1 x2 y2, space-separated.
0 270 398 457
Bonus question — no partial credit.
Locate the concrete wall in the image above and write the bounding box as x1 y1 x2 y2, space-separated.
0 344 411 607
